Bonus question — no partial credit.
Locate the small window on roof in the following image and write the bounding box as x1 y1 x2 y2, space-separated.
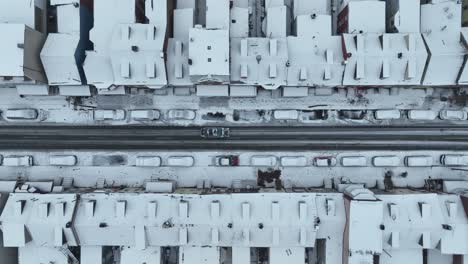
207 46 212 50
208 58 212 62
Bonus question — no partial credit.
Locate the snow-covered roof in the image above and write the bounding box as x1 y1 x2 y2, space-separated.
144 0 168 29
6 0 468 92
84 0 168 89
0 0 47 33
292 0 332 17
73 192 319 247
287 36 344 87
0 24 28 77
421 0 461 40
346 199 383 258
188 27 230 83
0 192 319 248
121 246 162 264
167 38 192 86
82 54 114 89
52 1 81 34
231 38 288 89
166 8 194 86
0 24 46 84
0 190 466 264
19 245 69 264
377 193 468 254
266 5 291 38
422 32 467 86
295 14 332 37
206 0 230 30
109 24 167 88
420 1 467 86
342 191 468 263
230 7 249 38
89 0 136 55
179 246 221 264
0 193 78 247
40 33 82 85
342 33 428 86
83 0 135 89
338 1 386 34
386 0 421 33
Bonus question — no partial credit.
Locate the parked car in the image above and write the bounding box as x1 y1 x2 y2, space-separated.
280 156 307 167
439 110 467 121
300 110 328 121
372 156 400 167
215 155 239 166
441 155 468 166
167 109 196 120
131 110 160 121
405 156 433 167
407 110 437 121
341 156 367 167
274 110 299 120
167 156 195 167
201 127 230 139
136 156 162 167
374 110 401 120
94 110 126 121
3 155 33 167
49 155 77 166
338 110 367 120
251 156 277 167
3 108 39 121
314 156 337 167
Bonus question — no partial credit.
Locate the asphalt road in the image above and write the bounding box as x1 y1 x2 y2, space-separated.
0 126 468 150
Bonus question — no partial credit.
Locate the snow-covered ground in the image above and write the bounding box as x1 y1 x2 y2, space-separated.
1 150 466 189
0 87 466 126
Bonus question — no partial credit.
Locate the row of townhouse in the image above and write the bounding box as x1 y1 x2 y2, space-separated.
0 0 466 97
0 181 466 264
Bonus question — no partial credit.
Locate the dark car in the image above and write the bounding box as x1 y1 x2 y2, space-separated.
201 127 230 139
